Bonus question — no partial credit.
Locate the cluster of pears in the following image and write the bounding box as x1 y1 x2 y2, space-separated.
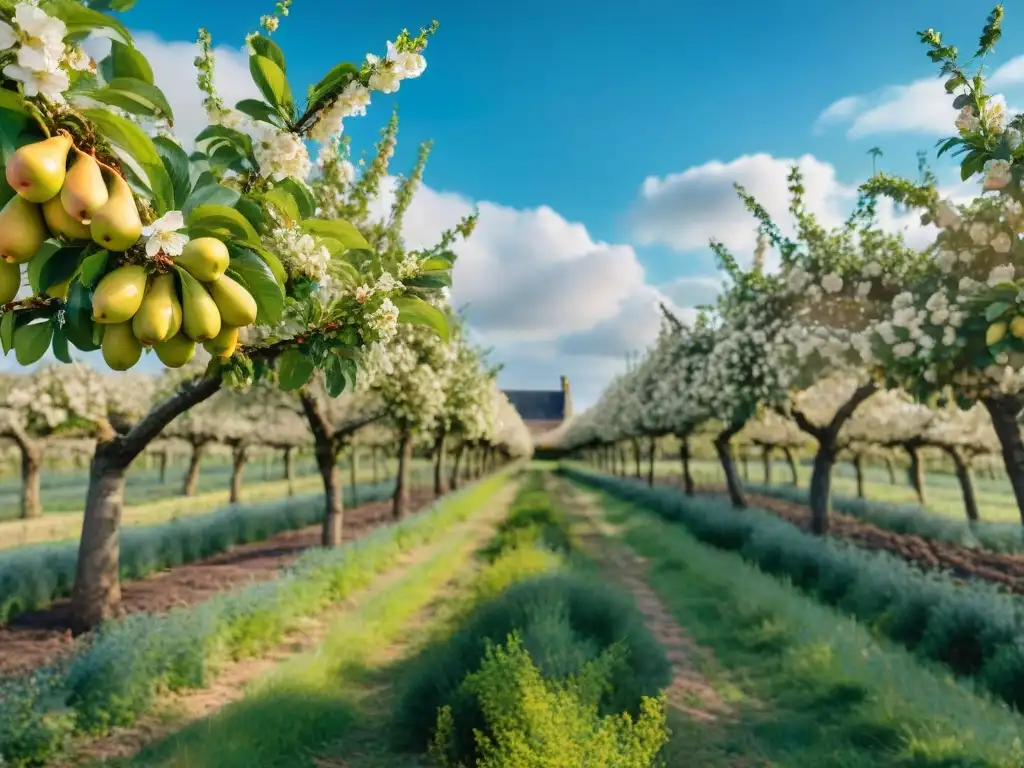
987 315 1024 346
0 131 144 304
92 237 258 371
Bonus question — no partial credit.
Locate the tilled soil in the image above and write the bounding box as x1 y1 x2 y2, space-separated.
0 491 436 678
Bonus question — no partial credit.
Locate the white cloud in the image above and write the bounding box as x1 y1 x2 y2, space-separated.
813 95 866 133
658 275 723 308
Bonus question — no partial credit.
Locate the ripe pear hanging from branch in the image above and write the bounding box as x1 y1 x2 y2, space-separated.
90 166 142 251
61 148 109 224
5 133 72 203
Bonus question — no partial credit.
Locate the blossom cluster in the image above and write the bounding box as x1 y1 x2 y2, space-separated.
0 3 90 102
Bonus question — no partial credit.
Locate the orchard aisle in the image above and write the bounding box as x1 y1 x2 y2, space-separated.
92 479 521 768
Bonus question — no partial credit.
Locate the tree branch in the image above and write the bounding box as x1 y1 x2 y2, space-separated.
828 382 878 434
785 405 824 442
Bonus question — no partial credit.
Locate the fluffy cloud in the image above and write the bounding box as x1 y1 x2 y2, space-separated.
658 275 722 309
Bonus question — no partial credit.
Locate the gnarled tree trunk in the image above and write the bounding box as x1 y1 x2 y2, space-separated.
714 423 747 508
282 445 294 496
158 449 168 485
646 436 656 486
783 447 799 486
183 440 205 497
229 444 248 504
885 456 896 484
903 442 926 505
631 437 642 479
450 442 465 491
761 445 773 485
20 442 42 520
852 454 865 498
942 445 979 522
678 434 694 495
393 431 413 520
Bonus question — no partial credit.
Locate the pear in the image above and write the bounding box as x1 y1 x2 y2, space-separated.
1011 316 1024 340
46 276 71 301
61 148 108 224
0 195 47 264
101 321 142 370
203 325 239 358
168 289 182 338
42 196 91 240
0 260 21 304
154 332 195 368
132 273 181 345
5 133 72 203
180 279 221 342
92 264 148 324
175 237 229 282
988 321 1008 347
208 274 257 327
90 170 142 251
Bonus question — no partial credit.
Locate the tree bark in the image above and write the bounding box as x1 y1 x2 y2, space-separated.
943 445 979 523
229 444 248 504
647 436 656 486
885 456 896 484
761 445 773 485
283 446 294 495
371 445 380 484
904 442 926 505
631 437 642 478
783 447 799 486
450 442 465 490
19 442 42 519
678 434 694 495
740 450 749 481
158 450 168 485
393 432 413 520
852 454 865 498
183 441 205 496
433 430 448 497
72 376 222 632
617 446 627 476
349 446 359 508
714 424 747 508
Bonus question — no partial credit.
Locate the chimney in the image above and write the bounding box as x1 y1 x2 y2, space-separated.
560 376 573 420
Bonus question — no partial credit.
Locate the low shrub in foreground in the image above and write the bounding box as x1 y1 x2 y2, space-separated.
0 475 427 624
392 572 670 757
428 634 668 768
0 472 507 767
480 475 572 562
562 467 1024 713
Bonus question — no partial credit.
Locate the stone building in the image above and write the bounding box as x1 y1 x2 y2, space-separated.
502 376 573 453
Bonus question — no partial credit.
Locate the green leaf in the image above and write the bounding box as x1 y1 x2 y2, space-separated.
306 62 358 111
262 186 301 222
40 0 132 44
80 108 173 214
84 76 174 121
0 311 14 355
420 258 453 272
324 354 355 397
51 324 71 364
195 125 254 157
249 35 287 72
153 136 191 209
187 204 261 247
78 250 109 288
249 54 293 118
960 149 987 182
14 321 52 365
277 348 314 391
249 245 287 288
64 280 99 351
393 296 450 341
37 246 84 294
234 98 286 128
235 195 266 231
183 183 241 216
404 273 451 289
278 178 315 219
26 241 64 294
301 218 370 252
227 249 284 324
986 301 1013 322
100 39 153 83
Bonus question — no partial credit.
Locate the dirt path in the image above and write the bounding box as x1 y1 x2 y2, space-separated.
0 491 436 678
553 479 733 725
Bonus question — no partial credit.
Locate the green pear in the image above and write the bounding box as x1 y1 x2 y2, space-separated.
174 237 229 282
101 321 142 371
154 332 195 368
92 264 148 324
168 288 182 338
5 133 72 203
46 276 71 300
0 195 47 264
181 278 221 342
0 260 21 304
203 325 239 358
132 273 181 345
208 274 257 327
90 170 142 251
42 196 91 240
61 148 108 224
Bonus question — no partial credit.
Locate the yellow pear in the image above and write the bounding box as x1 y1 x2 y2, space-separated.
5 133 72 203
90 170 142 251
203 325 239 358
174 237 229 282
92 264 148 324
0 260 21 304
132 273 181 345
988 321 1008 347
208 274 257 327
1011 316 1024 340
46 276 71 300
181 279 221 342
168 289 182 338
0 195 47 264
42 196 91 240
60 148 108 224
101 321 142 371
154 332 195 368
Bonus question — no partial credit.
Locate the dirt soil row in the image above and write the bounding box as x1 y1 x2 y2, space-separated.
0 491 436 678
643 475 1024 595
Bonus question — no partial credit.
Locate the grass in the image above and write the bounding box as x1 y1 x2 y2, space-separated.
589 487 1024 767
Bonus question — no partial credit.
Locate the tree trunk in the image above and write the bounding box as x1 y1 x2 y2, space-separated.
904 443 926 505
647 436 656 486
229 444 248 504
740 450 749 481
283 446 294 496
853 454 865 498
808 440 837 535
183 441 204 496
617 446 627 476
761 445 773 485
678 435 694 495
450 442 465 491
783 447 799 486
714 425 746 508
433 431 448 497
885 456 896 484
371 445 380 484
393 432 413 520
943 445 979 523
158 450 168 485
19 443 42 519
316 445 342 547
349 446 359 508
631 437 642 478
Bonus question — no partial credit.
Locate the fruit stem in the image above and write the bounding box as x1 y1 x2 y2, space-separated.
23 102 50 138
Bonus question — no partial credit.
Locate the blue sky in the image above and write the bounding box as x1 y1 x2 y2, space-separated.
86 1 1024 405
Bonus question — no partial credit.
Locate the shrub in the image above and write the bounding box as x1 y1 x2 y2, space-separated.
472 546 564 605
392 572 671 755
428 634 668 768
561 467 1024 712
480 476 573 561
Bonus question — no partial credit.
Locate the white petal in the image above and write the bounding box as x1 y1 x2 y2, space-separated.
0 22 17 51
145 238 161 257
163 210 185 230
